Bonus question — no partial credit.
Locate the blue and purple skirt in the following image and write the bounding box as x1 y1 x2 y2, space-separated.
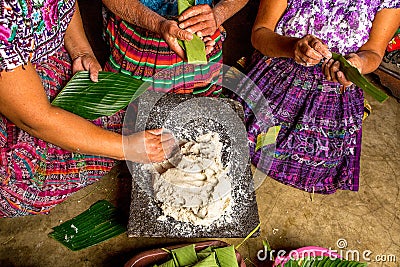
239 52 364 194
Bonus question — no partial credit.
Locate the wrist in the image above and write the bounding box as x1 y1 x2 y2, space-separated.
70 50 95 61
157 19 169 36
212 8 223 28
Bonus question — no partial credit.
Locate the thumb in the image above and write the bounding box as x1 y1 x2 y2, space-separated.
174 28 193 41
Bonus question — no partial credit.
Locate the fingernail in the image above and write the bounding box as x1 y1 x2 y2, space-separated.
197 32 202 38
179 23 184 29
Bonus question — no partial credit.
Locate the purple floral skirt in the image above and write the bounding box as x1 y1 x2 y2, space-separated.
239 52 364 194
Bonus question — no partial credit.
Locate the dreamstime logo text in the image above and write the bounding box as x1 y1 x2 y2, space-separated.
257 239 397 264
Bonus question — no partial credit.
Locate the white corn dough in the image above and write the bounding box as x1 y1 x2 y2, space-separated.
151 132 233 226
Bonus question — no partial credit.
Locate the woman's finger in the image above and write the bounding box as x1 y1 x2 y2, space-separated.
178 5 211 22
173 28 193 41
337 71 352 87
323 58 334 80
329 60 341 83
181 21 216 36
88 60 101 82
166 38 187 59
310 39 332 59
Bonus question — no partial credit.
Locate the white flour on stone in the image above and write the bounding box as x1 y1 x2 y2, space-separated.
149 132 233 226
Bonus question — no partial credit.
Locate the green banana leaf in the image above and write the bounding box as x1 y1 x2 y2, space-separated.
171 244 198 266
198 246 213 253
51 71 148 120
177 0 207 64
214 246 239 267
197 252 212 261
48 200 126 251
331 52 388 103
177 0 195 12
158 259 176 267
255 126 281 152
196 246 213 261
193 252 219 267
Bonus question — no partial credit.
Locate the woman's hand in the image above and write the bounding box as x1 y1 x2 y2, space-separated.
203 36 216 54
124 128 178 163
159 19 193 59
72 53 102 82
322 53 363 90
294 34 332 66
178 5 218 38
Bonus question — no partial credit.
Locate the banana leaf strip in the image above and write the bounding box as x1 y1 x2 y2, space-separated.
331 52 388 103
235 222 261 250
158 259 176 267
198 246 213 253
255 125 281 151
48 200 126 251
193 252 219 267
177 0 194 13
214 246 239 267
177 0 207 64
196 246 213 261
197 252 212 261
51 71 148 120
171 244 198 266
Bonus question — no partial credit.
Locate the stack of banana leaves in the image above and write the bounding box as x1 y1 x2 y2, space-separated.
154 244 239 267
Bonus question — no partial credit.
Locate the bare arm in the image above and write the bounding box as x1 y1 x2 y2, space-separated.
323 8 400 87
213 0 249 27
0 63 177 163
354 8 400 74
251 0 331 64
103 0 166 34
251 0 293 57
0 63 124 159
65 2 102 82
102 0 192 58
178 0 249 37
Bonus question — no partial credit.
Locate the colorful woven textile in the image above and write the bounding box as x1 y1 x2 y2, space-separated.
103 13 224 96
0 48 122 217
0 0 75 72
240 54 364 194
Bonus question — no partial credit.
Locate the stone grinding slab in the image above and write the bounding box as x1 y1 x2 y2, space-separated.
126 91 260 238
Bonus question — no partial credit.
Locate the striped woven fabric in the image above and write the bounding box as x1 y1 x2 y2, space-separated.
104 14 224 96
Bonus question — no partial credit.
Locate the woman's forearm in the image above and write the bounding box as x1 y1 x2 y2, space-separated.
102 0 166 34
64 2 96 59
212 0 249 27
355 50 383 75
356 8 400 74
252 27 298 58
0 64 124 160
250 0 297 58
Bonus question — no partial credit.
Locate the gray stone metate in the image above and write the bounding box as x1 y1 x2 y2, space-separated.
125 91 260 238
